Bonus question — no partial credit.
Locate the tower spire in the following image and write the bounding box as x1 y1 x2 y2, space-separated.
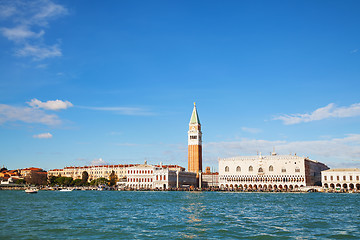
190 102 200 125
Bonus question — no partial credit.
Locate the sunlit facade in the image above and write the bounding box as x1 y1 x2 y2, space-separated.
219 153 329 191
322 168 360 191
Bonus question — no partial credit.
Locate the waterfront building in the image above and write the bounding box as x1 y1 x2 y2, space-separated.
0 169 21 181
321 168 360 191
188 103 202 176
201 166 219 188
218 152 329 191
48 164 136 181
125 162 196 190
20 167 44 177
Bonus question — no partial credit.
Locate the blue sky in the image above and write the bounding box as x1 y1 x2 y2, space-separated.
1 0 360 171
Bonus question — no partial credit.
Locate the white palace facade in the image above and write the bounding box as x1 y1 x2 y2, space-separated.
125 162 197 190
219 152 329 191
321 168 360 191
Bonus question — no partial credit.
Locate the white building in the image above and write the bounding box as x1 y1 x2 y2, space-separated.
126 163 197 190
322 168 360 191
219 152 329 191
48 164 136 181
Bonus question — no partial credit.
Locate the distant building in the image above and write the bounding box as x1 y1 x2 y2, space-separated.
321 168 360 191
20 167 44 177
126 162 196 190
219 152 329 191
19 167 47 185
201 172 219 188
48 164 136 181
201 166 219 188
0 168 21 181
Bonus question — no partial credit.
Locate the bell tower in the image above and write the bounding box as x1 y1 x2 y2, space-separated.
188 102 202 175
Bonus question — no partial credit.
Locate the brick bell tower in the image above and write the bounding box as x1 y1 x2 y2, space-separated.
188 102 202 175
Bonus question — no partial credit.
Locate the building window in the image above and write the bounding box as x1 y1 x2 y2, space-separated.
324 176 327 181
269 165 274 172
343 176 346 181
225 166 229 172
282 168 286 173
258 167 263 173
249 166 253 172
164 175 166 181
236 166 241 172
190 136 197 140
331 176 333 180
337 176 339 181
350 176 353 181
357 176 359 181
295 167 300 173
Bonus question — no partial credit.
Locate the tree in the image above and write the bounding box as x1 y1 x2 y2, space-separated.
15 178 26 184
25 171 47 185
109 170 118 186
48 175 57 186
72 179 83 186
55 176 73 186
90 178 108 186
81 171 89 185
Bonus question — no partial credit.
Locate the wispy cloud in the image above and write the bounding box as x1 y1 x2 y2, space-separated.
33 132 53 139
274 103 360 125
241 127 262 134
78 106 153 116
1 25 44 42
204 134 360 168
90 158 108 166
0 98 72 126
0 0 68 60
0 4 16 18
28 98 73 111
0 104 61 125
16 43 61 60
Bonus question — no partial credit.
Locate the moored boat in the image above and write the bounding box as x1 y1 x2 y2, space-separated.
59 188 73 192
25 187 39 194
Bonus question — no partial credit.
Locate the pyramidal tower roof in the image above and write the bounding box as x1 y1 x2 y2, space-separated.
189 102 200 125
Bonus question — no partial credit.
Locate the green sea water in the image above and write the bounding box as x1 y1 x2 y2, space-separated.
0 191 359 239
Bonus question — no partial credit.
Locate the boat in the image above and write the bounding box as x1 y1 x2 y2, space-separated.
25 187 39 194
59 188 73 192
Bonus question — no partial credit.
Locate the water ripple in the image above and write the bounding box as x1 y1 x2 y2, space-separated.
0 191 359 239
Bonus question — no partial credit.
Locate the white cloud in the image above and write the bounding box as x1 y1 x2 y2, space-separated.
91 158 107 166
274 103 360 125
1 25 44 42
33 132 52 139
32 0 67 25
0 4 16 18
0 0 68 60
16 44 62 60
0 104 61 125
28 98 73 111
241 127 262 134
204 134 360 168
78 106 153 116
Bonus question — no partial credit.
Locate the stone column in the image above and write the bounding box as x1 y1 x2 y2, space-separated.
176 170 179 188
199 172 202 189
